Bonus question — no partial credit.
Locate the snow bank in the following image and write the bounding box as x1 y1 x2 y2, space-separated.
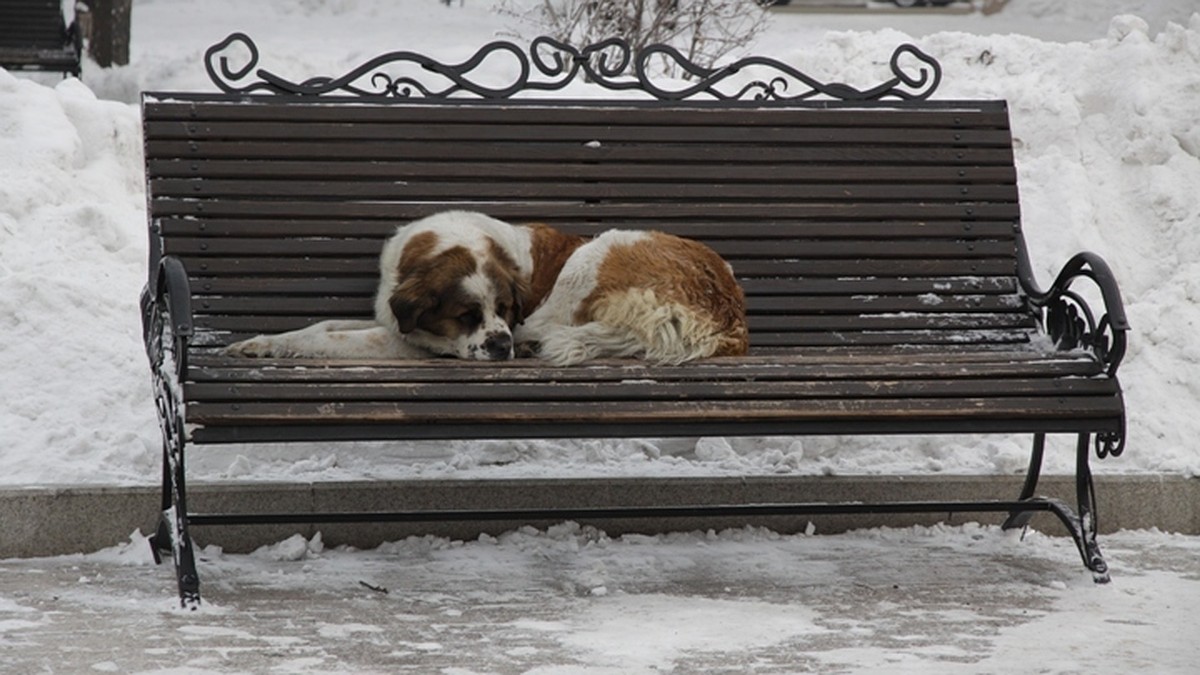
1 1 1198 486
0 71 158 484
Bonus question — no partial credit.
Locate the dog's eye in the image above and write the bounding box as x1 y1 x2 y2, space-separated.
496 303 509 318
457 308 482 329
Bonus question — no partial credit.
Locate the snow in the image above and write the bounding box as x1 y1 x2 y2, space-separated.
1 524 1198 672
2 0 1200 486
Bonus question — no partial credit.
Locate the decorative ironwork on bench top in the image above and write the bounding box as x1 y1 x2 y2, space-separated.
203 32 942 102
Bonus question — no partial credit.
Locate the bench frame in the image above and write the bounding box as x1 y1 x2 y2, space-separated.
141 34 1128 608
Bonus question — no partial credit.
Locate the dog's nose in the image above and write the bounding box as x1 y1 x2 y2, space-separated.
484 332 513 360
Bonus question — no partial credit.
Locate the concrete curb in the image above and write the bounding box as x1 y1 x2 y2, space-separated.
1 475 1196 558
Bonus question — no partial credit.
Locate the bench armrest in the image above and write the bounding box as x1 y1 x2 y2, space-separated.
1021 251 1128 377
140 256 194 377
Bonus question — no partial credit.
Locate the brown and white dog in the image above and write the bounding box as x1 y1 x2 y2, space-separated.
225 210 748 365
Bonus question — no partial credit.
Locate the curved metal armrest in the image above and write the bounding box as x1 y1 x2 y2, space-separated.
157 256 195 340
1021 251 1129 377
141 256 194 375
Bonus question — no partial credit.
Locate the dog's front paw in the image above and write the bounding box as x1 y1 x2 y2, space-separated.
224 336 291 358
514 340 541 359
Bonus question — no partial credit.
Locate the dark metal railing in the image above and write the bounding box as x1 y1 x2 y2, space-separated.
203 32 941 102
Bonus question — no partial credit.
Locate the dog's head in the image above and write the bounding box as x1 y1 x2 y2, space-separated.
381 230 527 360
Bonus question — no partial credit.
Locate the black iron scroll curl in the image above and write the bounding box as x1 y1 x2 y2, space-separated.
203 32 942 102
1025 252 1129 459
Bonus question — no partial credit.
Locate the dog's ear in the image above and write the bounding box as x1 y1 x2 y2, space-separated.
510 277 530 326
388 285 436 334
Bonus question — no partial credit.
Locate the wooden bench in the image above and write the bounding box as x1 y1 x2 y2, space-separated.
140 33 1129 607
0 0 81 76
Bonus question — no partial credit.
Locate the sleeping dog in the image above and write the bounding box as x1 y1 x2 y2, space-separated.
225 210 748 365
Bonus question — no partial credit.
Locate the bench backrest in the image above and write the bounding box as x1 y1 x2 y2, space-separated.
0 0 78 74
0 0 68 49
142 97 1032 353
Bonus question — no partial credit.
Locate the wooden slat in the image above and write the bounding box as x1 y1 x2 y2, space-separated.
188 347 1097 372
151 199 1020 221
187 351 1106 384
173 256 1019 279
150 178 1018 203
147 159 1019 184
194 312 1035 333
158 218 1020 240
192 294 1025 316
188 326 1039 350
185 377 1117 404
190 275 1018 297
145 140 1015 165
164 237 1014 259
145 120 1016 146
143 101 1012 128
186 395 1121 427
748 331 1036 348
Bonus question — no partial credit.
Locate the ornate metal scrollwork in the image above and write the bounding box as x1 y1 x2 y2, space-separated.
204 32 941 102
1029 253 1129 459
148 304 186 467
1041 289 1126 377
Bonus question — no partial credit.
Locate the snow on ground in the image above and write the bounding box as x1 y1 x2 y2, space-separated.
1 524 1198 673
2 0 1200 487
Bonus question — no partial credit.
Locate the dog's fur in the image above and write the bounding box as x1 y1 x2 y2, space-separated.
225 211 749 365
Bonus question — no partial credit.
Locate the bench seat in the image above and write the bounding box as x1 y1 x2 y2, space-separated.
182 348 1119 442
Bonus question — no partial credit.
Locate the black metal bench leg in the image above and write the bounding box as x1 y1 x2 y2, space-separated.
146 428 201 608
148 437 201 608
1072 433 1110 583
1001 433 1046 532
144 297 202 609
1002 433 1110 583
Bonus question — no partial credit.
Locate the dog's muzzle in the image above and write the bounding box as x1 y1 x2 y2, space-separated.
482 331 513 360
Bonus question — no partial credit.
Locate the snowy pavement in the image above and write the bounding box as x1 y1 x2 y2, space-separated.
2 525 1198 673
